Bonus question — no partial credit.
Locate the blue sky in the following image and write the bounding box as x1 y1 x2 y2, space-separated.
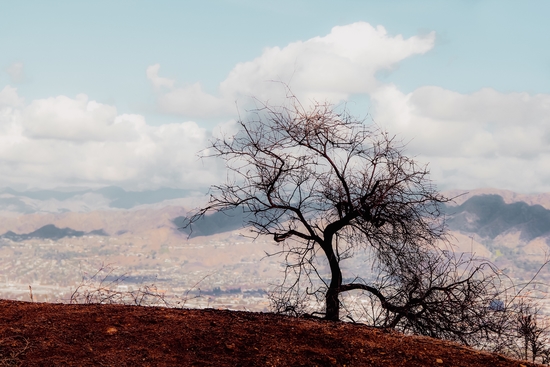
1 1 549 192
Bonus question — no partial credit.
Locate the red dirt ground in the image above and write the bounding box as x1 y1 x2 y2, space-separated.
0 300 541 366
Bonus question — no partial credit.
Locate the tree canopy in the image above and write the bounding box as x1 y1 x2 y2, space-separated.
191 96 451 319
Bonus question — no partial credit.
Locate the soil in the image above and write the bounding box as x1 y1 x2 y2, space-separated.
0 299 541 366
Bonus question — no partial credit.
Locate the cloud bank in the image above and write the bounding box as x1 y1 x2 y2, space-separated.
150 23 435 118
2 22 550 193
372 85 550 192
0 88 219 190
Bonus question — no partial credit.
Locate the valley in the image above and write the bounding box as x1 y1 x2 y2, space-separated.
1 187 549 315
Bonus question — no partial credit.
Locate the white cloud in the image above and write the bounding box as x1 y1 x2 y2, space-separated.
371 85 550 192
143 21 550 193
22 94 126 141
6 62 25 83
157 82 235 118
0 87 221 190
5 21 548 194
0 85 24 108
146 64 175 90
151 22 435 118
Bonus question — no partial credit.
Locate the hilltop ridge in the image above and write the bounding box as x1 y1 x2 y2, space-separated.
0 300 541 366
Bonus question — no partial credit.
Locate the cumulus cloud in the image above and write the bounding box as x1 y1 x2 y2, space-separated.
6 62 25 83
22 94 126 141
157 82 235 118
4 21 548 194
146 64 175 90
0 87 221 190
0 85 24 108
143 20 550 193
151 22 435 118
371 85 550 192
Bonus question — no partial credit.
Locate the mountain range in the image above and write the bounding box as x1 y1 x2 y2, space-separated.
0 186 203 213
0 224 107 242
2 186 550 246
445 194 550 242
0 186 549 288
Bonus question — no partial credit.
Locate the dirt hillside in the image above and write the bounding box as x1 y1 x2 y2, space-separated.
0 300 540 366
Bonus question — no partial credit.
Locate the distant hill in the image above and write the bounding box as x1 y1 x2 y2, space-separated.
444 194 550 242
174 193 550 242
444 188 550 210
440 194 550 277
93 186 196 209
0 224 107 241
1 185 549 215
174 208 246 238
0 186 204 213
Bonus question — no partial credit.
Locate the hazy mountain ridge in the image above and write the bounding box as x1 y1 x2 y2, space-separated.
444 188 550 210
445 194 550 242
441 194 550 278
173 209 246 238
1 224 108 242
0 206 189 241
176 191 550 245
1 187 549 253
0 186 204 213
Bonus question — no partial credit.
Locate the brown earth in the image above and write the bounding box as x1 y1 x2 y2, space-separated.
0 300 540 367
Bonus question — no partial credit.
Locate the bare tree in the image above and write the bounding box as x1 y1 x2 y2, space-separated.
510 299 550 363
186 93 550 357
188 94 450 321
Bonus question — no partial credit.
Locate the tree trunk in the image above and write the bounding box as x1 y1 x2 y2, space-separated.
323 240 343 321
325 283 340 321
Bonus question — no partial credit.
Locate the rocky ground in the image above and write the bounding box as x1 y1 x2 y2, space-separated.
0 300 541 366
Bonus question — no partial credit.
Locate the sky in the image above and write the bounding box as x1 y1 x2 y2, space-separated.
1 0 549 193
